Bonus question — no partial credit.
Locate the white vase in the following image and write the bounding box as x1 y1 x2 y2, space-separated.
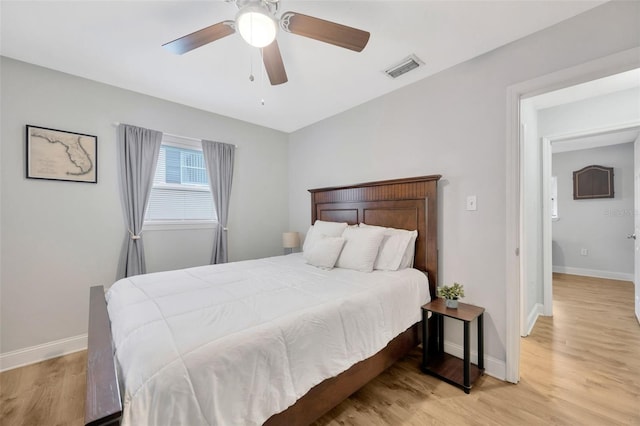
445 298 459 309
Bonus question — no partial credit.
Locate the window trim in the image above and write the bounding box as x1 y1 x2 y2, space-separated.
143 220 217 231
161 135 200 150
152 182 210 192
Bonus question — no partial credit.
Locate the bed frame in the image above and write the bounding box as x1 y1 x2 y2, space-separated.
85 174 440 426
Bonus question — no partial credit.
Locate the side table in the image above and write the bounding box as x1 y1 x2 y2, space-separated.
421 298 485 393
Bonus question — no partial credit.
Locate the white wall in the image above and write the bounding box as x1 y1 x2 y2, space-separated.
0 57 289 359
552 143 634 278
288 2 640 377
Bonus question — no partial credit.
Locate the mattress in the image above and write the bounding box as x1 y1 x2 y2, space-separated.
106 253 430 426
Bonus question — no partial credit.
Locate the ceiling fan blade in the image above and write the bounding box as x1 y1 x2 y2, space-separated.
262 40 288 85
163 21 235 54
280 12 370 52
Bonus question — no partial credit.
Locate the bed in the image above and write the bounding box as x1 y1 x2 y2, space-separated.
85 174 441 426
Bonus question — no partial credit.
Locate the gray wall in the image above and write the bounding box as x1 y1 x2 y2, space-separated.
552 143 634 275
0 58 289 354
288 2 640 372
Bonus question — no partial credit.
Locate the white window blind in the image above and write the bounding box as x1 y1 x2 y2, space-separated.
145 136 217 224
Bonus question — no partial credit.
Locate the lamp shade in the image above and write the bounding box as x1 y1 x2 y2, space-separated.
282 232 300 249
236 6 277 48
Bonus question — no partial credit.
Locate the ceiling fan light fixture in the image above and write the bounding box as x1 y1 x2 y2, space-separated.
236 5 277 48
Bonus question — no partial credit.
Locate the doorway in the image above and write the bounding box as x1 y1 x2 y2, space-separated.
539 125 640 327
504 47 640 383
521 110 640 338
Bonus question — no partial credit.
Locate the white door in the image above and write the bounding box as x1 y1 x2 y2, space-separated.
634 135 640 323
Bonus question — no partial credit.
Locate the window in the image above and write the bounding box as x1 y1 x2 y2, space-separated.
145 136 216 226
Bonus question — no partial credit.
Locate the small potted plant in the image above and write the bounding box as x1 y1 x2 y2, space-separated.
437 282 465 309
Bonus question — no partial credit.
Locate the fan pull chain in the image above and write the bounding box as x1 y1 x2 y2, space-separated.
249 48 254 82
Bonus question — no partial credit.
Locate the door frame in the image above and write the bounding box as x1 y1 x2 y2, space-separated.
505 47 640 383
635 134 640 324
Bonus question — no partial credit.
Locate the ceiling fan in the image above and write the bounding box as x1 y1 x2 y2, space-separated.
162 0 370 85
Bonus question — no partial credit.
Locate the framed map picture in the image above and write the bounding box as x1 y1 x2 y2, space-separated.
26 125 97 183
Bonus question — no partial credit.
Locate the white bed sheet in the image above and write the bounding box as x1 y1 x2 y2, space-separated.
106 253 429 426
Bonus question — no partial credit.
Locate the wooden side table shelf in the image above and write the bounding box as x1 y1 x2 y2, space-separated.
421 298 485 393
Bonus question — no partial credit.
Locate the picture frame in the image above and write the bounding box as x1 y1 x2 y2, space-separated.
573 164 614 200
26 125 97 183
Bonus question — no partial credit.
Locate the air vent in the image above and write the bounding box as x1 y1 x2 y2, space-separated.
384 54 424 79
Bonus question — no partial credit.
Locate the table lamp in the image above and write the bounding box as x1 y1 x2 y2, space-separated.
282 232 300 255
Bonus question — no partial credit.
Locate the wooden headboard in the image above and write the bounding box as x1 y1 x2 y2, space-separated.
309 175 440 300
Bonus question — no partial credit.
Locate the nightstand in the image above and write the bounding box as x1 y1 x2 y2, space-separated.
421 298 485 393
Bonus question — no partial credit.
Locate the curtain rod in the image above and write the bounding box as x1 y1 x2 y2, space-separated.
112 122 238 148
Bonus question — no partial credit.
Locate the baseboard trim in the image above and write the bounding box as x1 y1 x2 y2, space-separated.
523 303 544 337
552 266 633 282
0 334 87 372
443 341 506 381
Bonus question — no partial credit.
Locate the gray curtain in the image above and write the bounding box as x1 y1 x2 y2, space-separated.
202 140 235 264
116 124 162 278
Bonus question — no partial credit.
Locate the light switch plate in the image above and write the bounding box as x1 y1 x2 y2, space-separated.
466 195 477 211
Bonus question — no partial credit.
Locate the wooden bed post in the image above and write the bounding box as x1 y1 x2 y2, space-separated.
85 286 122 426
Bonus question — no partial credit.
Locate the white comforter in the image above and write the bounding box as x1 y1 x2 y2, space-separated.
106 254 429 426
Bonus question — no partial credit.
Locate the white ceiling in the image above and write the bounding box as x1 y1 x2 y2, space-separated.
0 1 606 133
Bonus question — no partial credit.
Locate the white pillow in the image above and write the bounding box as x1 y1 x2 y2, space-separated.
302 225 315 252
360 223 418 270
359 223 413 270
399 230 418 269
303 236 346 269
335 227 385 272
302 220 349 253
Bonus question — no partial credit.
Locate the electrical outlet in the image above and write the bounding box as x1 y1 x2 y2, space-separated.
466 195 477 211
580 248 588 256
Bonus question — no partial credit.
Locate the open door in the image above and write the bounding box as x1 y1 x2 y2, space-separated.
634 135 640 323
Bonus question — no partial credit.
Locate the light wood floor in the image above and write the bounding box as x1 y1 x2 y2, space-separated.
2 273 639 425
